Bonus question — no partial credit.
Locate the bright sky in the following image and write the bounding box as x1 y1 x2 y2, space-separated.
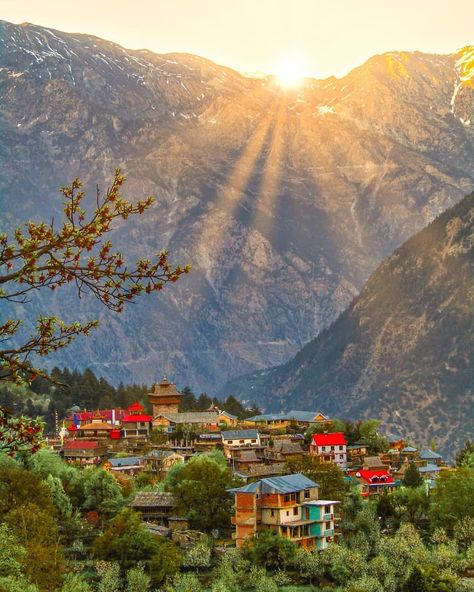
1 0 473 78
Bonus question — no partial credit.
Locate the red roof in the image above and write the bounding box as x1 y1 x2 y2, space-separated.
312 432 347 446
122 414 152 423
128 401 145 412
357 470 394 485
64 440 101 450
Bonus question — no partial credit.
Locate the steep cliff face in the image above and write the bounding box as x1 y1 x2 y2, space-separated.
0 21 473 391
222 194 474 454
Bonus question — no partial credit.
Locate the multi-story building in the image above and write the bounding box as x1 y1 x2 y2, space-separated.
310 433 347 469
221 429 263 459
230 473 339 549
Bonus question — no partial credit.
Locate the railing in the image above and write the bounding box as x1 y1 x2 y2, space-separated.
324 528 334 536
324 513 332 521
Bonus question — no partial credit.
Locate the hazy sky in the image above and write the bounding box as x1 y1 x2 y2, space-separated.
1 0 473 78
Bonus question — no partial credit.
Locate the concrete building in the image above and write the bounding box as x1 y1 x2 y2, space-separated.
230 473 339 549
310 433 347 469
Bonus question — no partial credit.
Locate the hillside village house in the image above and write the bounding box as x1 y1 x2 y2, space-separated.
121 402 152 438
230 474 339 549
350 469 399 497
103 456 145 475
221 429 262 459
130 492 176 525
310 433 347 469
245 410 329 430
62 440 107 465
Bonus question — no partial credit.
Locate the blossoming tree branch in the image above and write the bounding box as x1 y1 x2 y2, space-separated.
0 169 190 453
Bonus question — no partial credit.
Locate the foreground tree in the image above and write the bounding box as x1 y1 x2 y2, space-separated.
167 454 236 531
0 169 189 450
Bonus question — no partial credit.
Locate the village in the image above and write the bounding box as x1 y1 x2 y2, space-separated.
51 376 448 552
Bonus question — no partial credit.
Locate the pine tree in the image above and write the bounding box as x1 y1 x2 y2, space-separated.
403 462 423 488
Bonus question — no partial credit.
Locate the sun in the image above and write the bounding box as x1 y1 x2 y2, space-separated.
275 55 307 89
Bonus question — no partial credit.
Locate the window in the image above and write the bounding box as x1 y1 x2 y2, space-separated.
331 446 335 451
284 494 290 502
304 489 310 499
239 439 244 444
271 509 275 517
251 439 256 443
228 440 234 444
339 445 343 451
326 521 331 529
286 510 289 516
293 507 298 516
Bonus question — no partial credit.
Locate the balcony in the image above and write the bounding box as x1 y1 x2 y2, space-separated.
324 513 332 521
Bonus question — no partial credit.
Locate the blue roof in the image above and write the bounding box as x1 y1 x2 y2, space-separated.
288 410 328 422
230 473 318 494
246 413 286 422
401 446 418 453
419 464 441 473
247 410 327 422
222 429 259 439
109 456 143 467
419 449 442 460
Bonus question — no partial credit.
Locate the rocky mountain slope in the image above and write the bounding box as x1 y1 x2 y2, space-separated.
0 21 473 391
222 194 474 454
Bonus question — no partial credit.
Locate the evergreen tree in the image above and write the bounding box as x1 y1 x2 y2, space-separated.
403 462 423 488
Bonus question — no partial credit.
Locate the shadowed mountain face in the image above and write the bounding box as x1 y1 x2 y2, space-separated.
222 194 474 455
0 20 473 392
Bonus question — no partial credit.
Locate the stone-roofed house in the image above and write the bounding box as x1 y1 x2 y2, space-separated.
153 411 221 431
362 455 387 471
62 440 108 465
263 438 305 462
144 449 185 475
230 473 339 550
130 491 176 524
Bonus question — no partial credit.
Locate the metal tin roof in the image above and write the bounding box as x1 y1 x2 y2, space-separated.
230 473 318 494
222 429 259 439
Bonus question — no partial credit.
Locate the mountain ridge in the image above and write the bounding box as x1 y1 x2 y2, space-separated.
0 20 473 392
221 193 474 454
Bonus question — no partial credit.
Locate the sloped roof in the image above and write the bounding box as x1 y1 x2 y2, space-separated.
419 449 442 460
122 414 152 423
219 411 238 420
288 410 329 422
269 440 304 455
230 473 318 494
156 411 218 424
130 492 175 508
363 456 385 468
419 464 442 473
128 401 145 412
401 446 418 453
312 432 347 446
222 429 259 440
79 421 116 430
356 470 394 485
109 456 143 467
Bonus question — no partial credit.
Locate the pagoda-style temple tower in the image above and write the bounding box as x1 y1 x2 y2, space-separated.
148 376 181 417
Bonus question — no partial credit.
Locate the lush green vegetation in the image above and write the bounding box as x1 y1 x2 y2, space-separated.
1 444 474 591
